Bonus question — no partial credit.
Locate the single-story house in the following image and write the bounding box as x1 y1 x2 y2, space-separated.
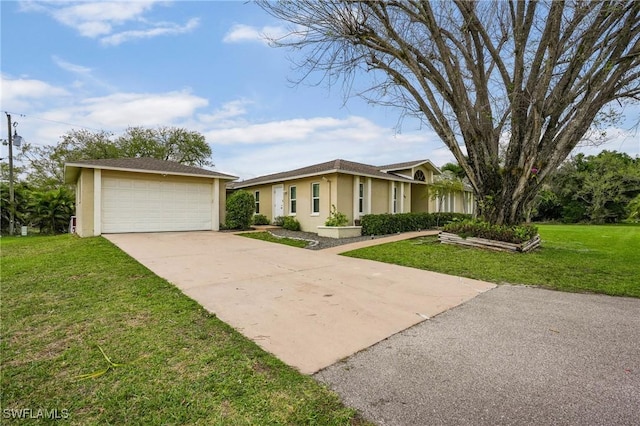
229 158 474 232
64 158 237 237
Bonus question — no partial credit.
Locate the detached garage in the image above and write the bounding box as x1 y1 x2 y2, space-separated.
64 158 237 237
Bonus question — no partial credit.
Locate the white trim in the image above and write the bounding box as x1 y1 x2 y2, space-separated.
400 182 405 213
353 176 360 220
289 185 297 216
232 168 414 189
311 182 321 214
94 169 101 236
212 179 220 231
379 159 440 173
391 173 413 180
254 190 260 214
389 181 395 213
367 178 372 214
65 163 236 181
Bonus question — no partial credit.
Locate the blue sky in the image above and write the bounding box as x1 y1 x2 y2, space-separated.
1 1 638 180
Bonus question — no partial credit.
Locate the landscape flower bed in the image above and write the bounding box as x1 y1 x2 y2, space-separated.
439 219 540 252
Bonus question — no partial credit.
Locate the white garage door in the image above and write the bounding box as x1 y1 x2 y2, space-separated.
102 176 213 233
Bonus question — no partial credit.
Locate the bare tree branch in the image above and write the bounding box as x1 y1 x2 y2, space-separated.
259 0 640 224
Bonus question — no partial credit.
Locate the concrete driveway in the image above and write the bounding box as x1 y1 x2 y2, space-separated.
105 231 494 374
316 285 640 425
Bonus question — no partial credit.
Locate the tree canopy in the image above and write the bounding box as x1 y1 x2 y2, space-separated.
534 151 640 223
259 0 640 225
21 126 213 189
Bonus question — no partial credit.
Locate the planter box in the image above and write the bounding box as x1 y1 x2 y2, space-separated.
317 226 362 239
439 232 541 252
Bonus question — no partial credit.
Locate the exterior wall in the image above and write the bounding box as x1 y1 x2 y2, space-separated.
76 168 95 237
335 174 354 224
411 183 430 213
248 184 273 221
236 173 445 232
288 175 335 231
401 182 411 213
370 179 390 214
391 164 437 184
217 179 227 228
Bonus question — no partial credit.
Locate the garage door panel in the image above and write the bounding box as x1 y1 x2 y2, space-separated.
101 176 213 233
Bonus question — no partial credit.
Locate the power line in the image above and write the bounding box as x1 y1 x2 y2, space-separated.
3 111 113 133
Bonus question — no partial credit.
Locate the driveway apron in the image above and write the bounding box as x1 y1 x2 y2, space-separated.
105 231 494 374
315 285 640 425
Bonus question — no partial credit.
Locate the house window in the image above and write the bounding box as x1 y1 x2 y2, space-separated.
358 182 364 214
311 183 320 214
289 186 297 214
393 186 398 213
414 170 426 182
254 191 260 214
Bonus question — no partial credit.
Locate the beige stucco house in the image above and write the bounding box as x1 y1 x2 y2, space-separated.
64 158 237 237
229 158 474 232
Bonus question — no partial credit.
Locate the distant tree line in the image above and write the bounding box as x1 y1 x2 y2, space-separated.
441 151 640 224
532 151 640 223
1 126 213 235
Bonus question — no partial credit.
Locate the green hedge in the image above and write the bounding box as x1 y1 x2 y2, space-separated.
360 212 470 235
282 216 301 231
251 214 270 225
443 219 538 244
225 190 255 230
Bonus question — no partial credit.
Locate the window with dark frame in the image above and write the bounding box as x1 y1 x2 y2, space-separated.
289 186 297 214
311 183 320 214
393 185 398 213
254 191 260 214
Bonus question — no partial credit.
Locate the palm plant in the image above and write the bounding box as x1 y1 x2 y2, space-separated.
27 187 75 234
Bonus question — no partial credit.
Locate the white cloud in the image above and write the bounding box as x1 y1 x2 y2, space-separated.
198 99 253 125
1 81 209 151
51 56 117 92
210 115 441 179
101 18 200 46
573 126 640 158
0 74 70 107
77 91 209 127
52 56 92 74
20 1 198 46
223 23 289 45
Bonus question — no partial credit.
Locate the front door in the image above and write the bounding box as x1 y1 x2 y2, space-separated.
273 184 284 218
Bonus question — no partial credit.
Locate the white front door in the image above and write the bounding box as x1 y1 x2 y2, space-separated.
273 184 284 218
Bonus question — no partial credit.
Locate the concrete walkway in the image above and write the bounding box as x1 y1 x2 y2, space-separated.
106 231 494 374
320 230 440 254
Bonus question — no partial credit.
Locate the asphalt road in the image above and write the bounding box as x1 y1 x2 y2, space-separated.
315 285 640 425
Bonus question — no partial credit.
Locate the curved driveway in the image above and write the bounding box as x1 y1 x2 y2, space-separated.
106 231 494 374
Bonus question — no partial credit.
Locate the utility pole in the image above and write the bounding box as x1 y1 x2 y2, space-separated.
6 113 15 236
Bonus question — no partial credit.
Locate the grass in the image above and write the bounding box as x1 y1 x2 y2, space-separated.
342 224 640 298
0 235 367 425
239 231 308 248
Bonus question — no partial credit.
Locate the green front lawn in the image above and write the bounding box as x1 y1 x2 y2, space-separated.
0 235 365 425
342 224 640 297
240 231 308 248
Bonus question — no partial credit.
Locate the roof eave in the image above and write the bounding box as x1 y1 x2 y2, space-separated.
64 162 238 182
232 168 414 189
380 159 441 173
